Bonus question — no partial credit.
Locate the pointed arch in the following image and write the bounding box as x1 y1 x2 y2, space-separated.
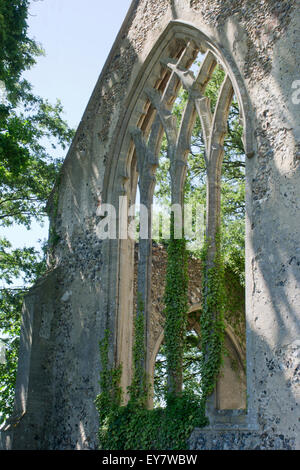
99 20 253 403
148 305 246 410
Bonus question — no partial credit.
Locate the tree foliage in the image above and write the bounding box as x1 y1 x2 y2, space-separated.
155 66 245 274
153 65 246 403
0 0 74 424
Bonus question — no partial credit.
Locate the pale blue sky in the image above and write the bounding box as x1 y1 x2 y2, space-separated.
26 0 132 128
3 0 132 250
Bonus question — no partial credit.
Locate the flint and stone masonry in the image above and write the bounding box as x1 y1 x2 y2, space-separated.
1 0 299 450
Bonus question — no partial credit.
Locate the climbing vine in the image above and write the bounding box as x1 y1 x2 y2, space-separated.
95 329 122 442
95 220 227 450
127 294 149 406
47 173 62 260
163 211 189 398
199 232 226 402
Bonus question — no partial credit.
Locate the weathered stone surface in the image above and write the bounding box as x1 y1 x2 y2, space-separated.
189 428 295 450
134 243 246 410
1 0 300 450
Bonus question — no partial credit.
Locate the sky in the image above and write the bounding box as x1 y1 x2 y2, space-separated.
2 0 133 250
25 0 132 128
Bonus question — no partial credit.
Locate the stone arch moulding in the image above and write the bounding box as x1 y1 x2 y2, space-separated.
103 19 254 202
100 19 255 409
1 1 300 452
148 304 247 412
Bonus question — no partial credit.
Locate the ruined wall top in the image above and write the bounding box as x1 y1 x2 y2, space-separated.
47 0 299 241
3 0 300 451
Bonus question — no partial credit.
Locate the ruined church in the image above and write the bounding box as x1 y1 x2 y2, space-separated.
1 0 299 450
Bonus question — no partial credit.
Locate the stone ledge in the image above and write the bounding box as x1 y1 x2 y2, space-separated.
188 428 295 450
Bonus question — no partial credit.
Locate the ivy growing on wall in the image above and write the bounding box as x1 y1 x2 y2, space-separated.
163 211 189 397
95 218 226 450
94 329 122 446
47 173 62 257
199 233 226 403
127 294 149 406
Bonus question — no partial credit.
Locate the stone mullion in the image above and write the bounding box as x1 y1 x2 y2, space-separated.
170 94 197 211
202 75 234 407
167 92 199 395
205 75 234 266
145 76 184 396
166 86 196 396
160 40 198 98
192 50 217 159
167 150 187 397
163 42 198 396
170 128 187 209
161 55 235 401
148 40 198 154
145 88 178 151
166 49 217 188
160 64 181 106
205 153 223 267
137 176 155 366
168 143 186 396
145 44 217 396
195 50 217 90
131 129 158 385
151 48 198 394
194 96 212 158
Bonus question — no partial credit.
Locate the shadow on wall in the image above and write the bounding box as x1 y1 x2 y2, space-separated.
2 1 300 450
0 6 143 450
244 9 300 444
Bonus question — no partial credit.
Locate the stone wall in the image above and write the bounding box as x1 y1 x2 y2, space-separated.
1 0 299 450
134 242 246 410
